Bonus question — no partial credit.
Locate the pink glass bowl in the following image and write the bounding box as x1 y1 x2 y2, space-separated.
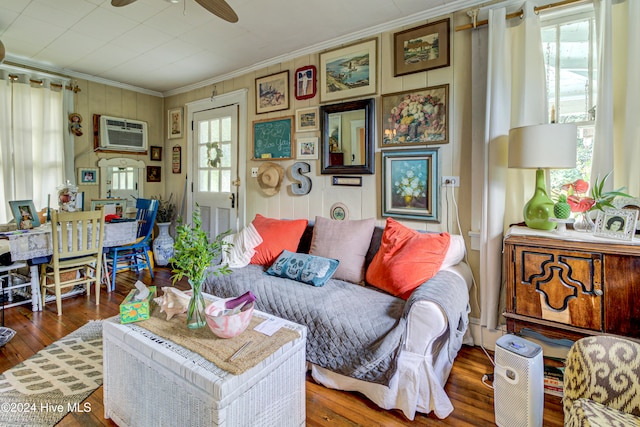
205 299 254 339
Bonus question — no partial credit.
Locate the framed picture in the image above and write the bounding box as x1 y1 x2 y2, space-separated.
295 65 317 100
77 167 98 185
168 107 183 139
381 85 449 147
295 107 319 132
320 38 377 103
90 198 126 217
394 19 450 77
172 145 182 174
255 71 289 114
252 116 293 160
146 166 161 182
593 208 638 241
382 149 439 221
613 196 640 233
150 146 162 161
9 200 40 230
296 136 318 160
332 176 362 187
330 203 349 221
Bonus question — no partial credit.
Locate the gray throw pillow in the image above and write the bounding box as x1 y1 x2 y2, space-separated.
309 216 375 284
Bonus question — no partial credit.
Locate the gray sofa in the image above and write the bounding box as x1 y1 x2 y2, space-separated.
203 224 472 420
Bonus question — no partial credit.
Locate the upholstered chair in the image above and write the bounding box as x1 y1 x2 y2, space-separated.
563 335 640 426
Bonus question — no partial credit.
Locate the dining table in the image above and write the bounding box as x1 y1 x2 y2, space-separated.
2 220 139 312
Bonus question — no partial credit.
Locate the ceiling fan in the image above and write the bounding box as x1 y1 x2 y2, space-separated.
111 0 238 23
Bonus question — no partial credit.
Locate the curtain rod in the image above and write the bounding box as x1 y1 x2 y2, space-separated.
7 74 81 93
455 0 589 31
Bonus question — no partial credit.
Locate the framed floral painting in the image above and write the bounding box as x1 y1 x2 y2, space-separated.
381 84 449 147
382 149 439 221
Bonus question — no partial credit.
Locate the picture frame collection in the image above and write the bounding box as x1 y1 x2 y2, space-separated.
162 19 452 221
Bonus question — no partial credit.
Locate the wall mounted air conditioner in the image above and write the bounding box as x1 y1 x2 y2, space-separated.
99 115 148 152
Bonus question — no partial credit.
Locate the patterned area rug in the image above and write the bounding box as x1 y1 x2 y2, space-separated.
0 320 103 426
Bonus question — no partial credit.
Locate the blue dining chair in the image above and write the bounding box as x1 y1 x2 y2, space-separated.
104 198 158 291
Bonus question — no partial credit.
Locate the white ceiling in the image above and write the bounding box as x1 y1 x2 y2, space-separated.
0 0 487 96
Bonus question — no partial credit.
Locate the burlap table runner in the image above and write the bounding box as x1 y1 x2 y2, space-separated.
135 304 300 375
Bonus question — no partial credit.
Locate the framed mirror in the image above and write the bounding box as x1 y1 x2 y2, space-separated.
321 98 374 175
98 157 145 214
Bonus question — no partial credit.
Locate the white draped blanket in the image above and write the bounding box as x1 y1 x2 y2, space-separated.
222 223 263 268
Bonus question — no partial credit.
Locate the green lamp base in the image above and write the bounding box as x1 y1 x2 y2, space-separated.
523 169 556 231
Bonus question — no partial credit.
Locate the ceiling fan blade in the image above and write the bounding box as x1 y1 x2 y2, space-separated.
111 0 138 7
195 0 239 23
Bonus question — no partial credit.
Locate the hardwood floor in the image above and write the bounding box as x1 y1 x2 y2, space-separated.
0 267 564 426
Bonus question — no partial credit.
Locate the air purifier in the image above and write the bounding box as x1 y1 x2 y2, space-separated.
494 334 544 427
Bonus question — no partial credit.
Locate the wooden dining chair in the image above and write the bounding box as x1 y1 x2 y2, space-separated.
40 209 105 316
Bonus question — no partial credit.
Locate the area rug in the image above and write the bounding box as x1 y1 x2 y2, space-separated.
0 320 103 426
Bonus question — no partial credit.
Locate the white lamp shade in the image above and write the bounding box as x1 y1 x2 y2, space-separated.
508 123 577 169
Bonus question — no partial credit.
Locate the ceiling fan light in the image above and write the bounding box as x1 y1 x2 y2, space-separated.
166 0 180 3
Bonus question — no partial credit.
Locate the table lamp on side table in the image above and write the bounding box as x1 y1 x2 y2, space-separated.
508 123 577 230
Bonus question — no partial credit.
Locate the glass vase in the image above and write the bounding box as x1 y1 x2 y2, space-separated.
187 279 207 329
573 212 594 233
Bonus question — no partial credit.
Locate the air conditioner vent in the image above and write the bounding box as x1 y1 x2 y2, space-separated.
98 115 148 152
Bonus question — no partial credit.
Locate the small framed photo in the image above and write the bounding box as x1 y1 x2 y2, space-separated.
294 65 317 100
77 167 98 185
613 197 640 234
91 198 126 216
168 107 183 139
381 85 449 147
296 136 318 160
320 38 377 103
9 200 40 230
147 166 161 182
150 146 163 161
382 148 439 221
394 19 450 77
256 71 289 114
295 107 319 132
594 208 638 241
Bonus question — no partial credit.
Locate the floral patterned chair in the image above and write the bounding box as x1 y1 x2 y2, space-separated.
563 335 640 426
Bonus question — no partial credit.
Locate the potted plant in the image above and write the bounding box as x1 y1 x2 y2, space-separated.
151 194 177 266
169 206 231 329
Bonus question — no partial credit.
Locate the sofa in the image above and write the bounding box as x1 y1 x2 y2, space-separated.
203 215 472 420
563 335 640 426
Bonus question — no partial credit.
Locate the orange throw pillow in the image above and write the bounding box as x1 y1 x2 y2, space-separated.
249 214 308 266
365 218 450 299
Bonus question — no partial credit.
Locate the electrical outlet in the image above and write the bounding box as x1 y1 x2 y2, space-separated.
251 167 259 178
442 176 459 187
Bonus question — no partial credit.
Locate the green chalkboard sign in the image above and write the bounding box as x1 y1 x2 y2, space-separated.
252 116 293 160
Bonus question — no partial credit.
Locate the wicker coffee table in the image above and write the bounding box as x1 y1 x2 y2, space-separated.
103 305 306 427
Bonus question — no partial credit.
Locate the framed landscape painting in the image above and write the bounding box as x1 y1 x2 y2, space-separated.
256 71 289 114
382 149 439 221
319 38 377 103
381 85 449 147
394 19 450 77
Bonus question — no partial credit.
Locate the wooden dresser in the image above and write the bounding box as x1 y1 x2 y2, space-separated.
504 226 640 341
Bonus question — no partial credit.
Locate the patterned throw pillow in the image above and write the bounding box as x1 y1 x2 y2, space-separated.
265 250 339 287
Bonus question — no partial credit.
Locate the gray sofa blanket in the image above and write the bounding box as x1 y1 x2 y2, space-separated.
204 264 468 386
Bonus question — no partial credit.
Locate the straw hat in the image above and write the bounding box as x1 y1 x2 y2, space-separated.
257 162 284 196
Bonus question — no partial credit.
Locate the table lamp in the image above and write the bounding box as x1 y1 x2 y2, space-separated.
508 123 577 230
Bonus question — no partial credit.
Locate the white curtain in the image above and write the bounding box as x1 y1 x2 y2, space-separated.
476 2 547 329
0 73 68 223
591 0 640 195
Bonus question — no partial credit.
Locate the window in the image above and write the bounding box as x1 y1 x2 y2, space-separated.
197 117 232 193
542 8 597 191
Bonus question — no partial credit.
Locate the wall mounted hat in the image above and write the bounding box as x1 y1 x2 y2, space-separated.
257 162 284 196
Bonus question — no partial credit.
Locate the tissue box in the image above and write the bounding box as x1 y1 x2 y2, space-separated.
120 286 156 324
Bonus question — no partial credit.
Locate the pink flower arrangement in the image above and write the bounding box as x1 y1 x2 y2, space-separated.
561 179 595 213
388 93 443 135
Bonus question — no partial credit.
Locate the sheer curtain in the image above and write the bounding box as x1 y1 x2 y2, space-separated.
0 72 68 223
474 2 547 329
591 0 640 195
